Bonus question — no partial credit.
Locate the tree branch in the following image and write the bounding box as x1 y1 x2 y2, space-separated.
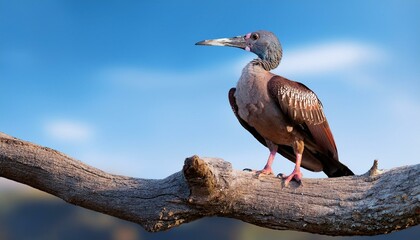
0 132 418 235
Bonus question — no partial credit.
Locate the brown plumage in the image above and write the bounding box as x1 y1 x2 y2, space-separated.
229 75 354 178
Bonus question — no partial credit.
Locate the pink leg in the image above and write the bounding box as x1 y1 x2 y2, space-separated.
282 153 303 186
256 146 277 175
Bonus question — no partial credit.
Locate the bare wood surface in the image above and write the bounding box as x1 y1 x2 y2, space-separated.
0 132 419 235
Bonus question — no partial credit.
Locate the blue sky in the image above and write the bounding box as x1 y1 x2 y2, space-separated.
1 1 419 188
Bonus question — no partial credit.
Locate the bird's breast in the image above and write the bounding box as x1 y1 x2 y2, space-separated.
235 63 294 144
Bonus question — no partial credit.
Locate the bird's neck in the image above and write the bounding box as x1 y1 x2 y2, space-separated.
252 54 281 72
251 59 275 71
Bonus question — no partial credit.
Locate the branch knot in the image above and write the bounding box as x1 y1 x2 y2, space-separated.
183 155 217 203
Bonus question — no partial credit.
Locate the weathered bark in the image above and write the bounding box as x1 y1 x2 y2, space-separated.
0 132 419 235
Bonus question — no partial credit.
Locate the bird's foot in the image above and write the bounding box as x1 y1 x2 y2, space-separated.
256 168 274 176
243 167 274 177
277 170 303 187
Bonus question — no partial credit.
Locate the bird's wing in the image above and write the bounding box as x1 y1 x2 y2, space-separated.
267 76 354 177
267 76 326 125
267 76 335 155
229 87 324 173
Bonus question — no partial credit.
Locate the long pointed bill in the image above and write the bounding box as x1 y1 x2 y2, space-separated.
195 36 247 49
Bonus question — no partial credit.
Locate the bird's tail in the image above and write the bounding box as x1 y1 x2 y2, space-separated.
323 160 354 177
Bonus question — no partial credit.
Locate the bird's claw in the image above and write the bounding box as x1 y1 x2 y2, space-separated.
278 171 303 187
256 169 274 176
243 168 274 177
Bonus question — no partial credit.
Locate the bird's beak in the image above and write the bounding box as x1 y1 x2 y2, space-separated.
195 35 247 49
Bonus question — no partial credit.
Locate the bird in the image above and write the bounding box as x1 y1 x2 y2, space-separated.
196 30 354 186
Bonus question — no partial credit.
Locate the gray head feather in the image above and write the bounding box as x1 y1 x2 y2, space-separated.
246 30 282 71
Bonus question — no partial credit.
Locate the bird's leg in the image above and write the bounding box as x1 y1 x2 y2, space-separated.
282 140 304 186
256 141 278 175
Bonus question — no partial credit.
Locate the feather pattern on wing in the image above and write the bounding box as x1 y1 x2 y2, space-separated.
268 76 326 125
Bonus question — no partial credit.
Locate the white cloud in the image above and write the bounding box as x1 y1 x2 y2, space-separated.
234 40 385 79
44 119 94 143
276 40 385 77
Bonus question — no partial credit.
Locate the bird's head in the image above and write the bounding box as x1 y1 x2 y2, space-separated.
196 30 282 70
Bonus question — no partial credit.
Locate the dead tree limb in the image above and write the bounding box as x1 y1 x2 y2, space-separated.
0 132 418 235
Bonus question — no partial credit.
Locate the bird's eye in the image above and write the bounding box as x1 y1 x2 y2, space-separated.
251 33 259 40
